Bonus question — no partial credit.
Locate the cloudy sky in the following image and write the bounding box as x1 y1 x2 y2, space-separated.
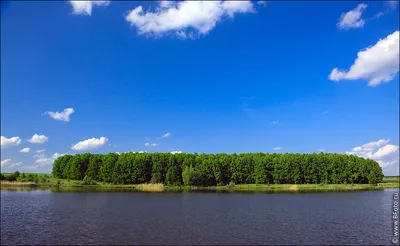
1 1 399 175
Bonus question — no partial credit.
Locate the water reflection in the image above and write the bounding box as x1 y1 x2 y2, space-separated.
1 188 396 245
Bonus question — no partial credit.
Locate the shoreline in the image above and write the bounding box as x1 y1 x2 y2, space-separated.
1 181 399 193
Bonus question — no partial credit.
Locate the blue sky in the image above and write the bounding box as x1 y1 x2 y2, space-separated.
1 1 399 175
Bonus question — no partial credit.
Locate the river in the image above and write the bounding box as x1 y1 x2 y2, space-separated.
1 188 398 245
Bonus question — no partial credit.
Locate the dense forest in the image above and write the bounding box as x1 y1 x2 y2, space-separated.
51 152 384 186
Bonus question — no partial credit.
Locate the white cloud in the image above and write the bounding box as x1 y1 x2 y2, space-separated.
337 3 367 30
71 137 108 150
35 153 65 166
271 120 279 124
329 30 399 86
130 150 147 153
125 1 255 38
272 147 282 150
1 159 13 167
160 132 171 138
159 1 174 9
362 139 390 150
372 144 398 159
23 165 39 170
33 154 46 159
318 148 326 152
346 139 399 168
69 1 110 16
19 148 31 153
36 149 46 153
145 142 158 147
28 134 48 144
46 108 74 122
1 136 22 148
10 162 22 168
170 150 183 154
1 159 23 168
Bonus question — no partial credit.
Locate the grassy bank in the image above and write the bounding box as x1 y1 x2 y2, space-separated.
1 174 399 192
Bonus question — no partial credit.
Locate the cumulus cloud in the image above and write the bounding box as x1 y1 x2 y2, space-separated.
1 136 22 148
34 153 65 166
337 3 367 30
10 162 22 167
71 137 108 150
346 139 399 169
170 150 183 154
272 147 282 150
45 108 74 122
36 149 46 153
271 120 279 124
145 142 158 147
1 159 22 168
1 159 13 167
160 132 171 138
329 30 399 86
28 134 48 144
69 1 110 16
125 1 255 38
20 148 31 153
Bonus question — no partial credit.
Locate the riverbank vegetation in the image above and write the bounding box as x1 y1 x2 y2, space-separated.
1 171 398 192
49 152 385 186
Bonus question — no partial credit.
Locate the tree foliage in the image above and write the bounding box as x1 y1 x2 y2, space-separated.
52 152 384 186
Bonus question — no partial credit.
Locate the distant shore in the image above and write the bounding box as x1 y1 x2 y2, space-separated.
1 180 399 193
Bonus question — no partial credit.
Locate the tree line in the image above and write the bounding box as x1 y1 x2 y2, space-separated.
0 171 49 183
51 152 383 186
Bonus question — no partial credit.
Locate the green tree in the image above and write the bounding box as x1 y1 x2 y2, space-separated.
100 153 119 183
368 171 378 185
87 154 103 181
14 171 20 178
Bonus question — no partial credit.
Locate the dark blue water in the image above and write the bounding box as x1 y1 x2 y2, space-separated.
1 188 398 245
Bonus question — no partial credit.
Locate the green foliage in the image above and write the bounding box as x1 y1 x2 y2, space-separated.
81 175 97 185
181 165 203 186
5 174 17 181
100 153 119 182
182 166 191 186
51 152 385 186
368 171 378 185
87 155 103 181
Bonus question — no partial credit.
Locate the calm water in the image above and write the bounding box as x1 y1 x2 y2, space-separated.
1 188 398 245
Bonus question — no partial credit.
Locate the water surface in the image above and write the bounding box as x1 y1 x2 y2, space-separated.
1 188 398 245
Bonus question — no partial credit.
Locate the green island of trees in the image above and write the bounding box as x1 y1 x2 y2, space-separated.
50 152 384 186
